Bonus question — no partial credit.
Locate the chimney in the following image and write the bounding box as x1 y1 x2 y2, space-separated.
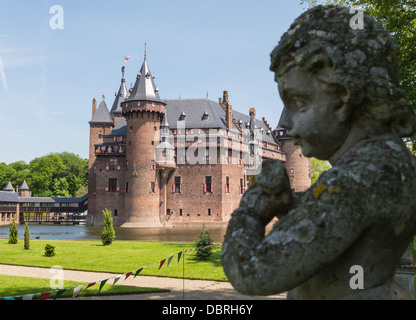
223 90 229 103
249 107 256 121
92 98 97 117
224 91 233 130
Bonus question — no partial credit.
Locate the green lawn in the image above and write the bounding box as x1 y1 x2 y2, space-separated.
0 274 168 299
0 239 225 299
0 239 227 281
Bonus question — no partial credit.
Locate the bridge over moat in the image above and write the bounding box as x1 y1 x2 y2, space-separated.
0 190 88 226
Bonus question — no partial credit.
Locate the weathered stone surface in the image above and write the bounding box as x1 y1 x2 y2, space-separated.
222 5 416 300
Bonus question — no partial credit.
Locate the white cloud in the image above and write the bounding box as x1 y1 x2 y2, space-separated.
0 56 9 95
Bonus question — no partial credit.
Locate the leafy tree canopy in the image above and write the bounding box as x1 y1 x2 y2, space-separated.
0 152 88 197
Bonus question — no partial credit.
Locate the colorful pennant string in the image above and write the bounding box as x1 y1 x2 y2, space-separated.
0 243 222 300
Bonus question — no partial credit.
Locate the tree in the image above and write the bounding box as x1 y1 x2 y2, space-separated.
52 177 71 197
8 221 18 244
0 152 88 197
311 158 332 184
100 209 116 246
300 0 416 146
24 223 30 250
194 224 214 260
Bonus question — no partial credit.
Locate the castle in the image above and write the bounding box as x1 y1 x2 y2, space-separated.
87 56 311 227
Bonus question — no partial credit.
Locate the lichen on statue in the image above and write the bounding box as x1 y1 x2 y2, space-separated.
221 5 416 300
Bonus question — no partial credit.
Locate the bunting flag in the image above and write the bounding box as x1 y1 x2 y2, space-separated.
0 243 222 300
134 268 143 278
85 282 96 289
98 279 108 293
73 285 83 298
40 292 52 300
158 259 166 270
167 255 174 267
112 275 122 285
22 294 34 300
53 289 66 300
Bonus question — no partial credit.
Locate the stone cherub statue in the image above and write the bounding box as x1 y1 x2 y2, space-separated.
222 5 416 299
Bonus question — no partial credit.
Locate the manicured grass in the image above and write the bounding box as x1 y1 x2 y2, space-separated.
0 274 168 299
0 239 227 281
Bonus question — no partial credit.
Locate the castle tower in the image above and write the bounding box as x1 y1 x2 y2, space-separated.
87 95 114 226
88 96 114 169
121 56 167 226
19 180 31 197
110 66 128 126
274 127 311 193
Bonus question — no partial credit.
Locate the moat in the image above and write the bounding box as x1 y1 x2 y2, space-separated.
0 224 229 242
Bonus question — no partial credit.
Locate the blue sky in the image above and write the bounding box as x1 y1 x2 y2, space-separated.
0 0 306 164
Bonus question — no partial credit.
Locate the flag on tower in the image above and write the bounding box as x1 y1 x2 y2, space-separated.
124 56 130 62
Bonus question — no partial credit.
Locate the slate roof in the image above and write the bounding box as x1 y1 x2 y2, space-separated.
110 66 128 117
125 58 161 103
0 191 19 203
105 117 126 136
20 180 30 190
89 97 114 124
104 98 278 145
3 181 14 191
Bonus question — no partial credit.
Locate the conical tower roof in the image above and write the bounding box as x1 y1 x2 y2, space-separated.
110 66 128 117
89 95 114 125
20 180 30 190
3 181 14 192
126 57 161 103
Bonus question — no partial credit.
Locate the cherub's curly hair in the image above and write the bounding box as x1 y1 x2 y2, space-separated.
270 5 416 137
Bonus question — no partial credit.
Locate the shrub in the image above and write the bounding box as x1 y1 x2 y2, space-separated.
44 244 56 257
24 223 30 250
8 221 18 244
194 224 213 260
100 209 115 246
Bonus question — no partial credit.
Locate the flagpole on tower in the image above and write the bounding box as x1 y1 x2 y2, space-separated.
144 42 147 60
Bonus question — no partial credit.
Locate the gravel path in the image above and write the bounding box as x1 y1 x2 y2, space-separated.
0 264 287 300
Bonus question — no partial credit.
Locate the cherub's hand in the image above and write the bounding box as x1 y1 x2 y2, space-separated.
239 160 293 225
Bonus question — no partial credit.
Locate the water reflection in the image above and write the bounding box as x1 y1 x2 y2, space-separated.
0 224 228 242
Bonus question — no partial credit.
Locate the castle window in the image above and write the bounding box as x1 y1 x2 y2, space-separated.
204 149 210 162
290 168 295 177
108 178 118 192
126 182 129 193
208 209 211 216
204 176 214 193
150 182 156 193
114 209 118 216
225 176 230 193
173 176 182 193
151 160 156 170
239 178 244 194
108 158 118 171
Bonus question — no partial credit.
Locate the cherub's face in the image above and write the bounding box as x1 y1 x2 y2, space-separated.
277 66 350 160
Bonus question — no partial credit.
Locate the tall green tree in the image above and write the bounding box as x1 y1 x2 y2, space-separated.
8 221 18 244
101 209 116 246
24 223 30 250
0 152 88 197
